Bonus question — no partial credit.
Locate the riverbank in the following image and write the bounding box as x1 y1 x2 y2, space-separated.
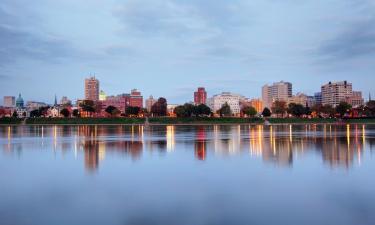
1 117 375 125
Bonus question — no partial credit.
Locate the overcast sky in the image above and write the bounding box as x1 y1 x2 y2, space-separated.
1 0 374 104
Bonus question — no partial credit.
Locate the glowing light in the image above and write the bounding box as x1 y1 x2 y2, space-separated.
166 126 175 152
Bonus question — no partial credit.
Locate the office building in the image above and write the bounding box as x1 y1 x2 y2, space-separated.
194 87 207 105
321 81 352 107
3 96 15 108
262 81 292 109
85 77 99 101
207 92 244 115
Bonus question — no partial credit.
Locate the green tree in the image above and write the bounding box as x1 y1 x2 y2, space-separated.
174 105 187 117
271 101 287 117
60 108 70 118
242 106 257 117
126 106 141 116
262 107 272 117
30 109 41 118
335 102 352 118
287 103 305 117
151 98 168 116
105 106 120 117
79 100 96 115
365 100 375 116
183 103 195 117
196 104 211 116
12 111 18 118
218 102 232 117
321 105 335 117
72 109 80 118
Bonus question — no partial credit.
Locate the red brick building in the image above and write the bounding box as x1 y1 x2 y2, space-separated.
194 87 207 105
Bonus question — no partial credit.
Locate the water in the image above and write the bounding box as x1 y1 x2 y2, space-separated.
0 124 375 225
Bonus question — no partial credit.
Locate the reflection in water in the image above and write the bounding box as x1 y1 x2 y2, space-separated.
1 124 374 171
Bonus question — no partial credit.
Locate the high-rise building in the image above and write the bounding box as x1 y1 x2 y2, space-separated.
85 77 99 101
145 96 157 112
3 96 15 108
129 89 143 108
207 92 244 115
262 81 292 109
194 87 207 105
321 81 353 107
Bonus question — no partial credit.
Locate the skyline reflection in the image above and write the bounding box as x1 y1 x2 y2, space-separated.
1 124 374 171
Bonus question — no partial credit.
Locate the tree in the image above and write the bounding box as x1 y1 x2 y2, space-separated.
218 102 232 117
242 106 257 117
287 103 305 117
321 105 335 117
79 100 96 114
183 103 195 117
262 107 271 117
365 100 375 116
126 106 141 116
271 101 287 117
151 98 167 116
30 109 41 118
174 105 187 117
60 108 70 118
196 104 211 116
12 111 18 118
72 109 80 118
105 106 120 117
335 102 352 118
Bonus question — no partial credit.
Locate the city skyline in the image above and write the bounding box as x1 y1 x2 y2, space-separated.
1 0 375 104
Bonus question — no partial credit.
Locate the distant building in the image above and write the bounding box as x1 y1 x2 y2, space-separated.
85 77 99 101
207 92 244 115
321 81 353 107
348 91 364 107
16 94 24 108
167 104 179 116
194 87 207 105
99 90 107 101
26 101 48 110
287 93 314 107
129 89 143 108
15 94 28 118
314 92 322 105
3 96 15 108
145 95 157 113
60 96 72 106
262 81 292 109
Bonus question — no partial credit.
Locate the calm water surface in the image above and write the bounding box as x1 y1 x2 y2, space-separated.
0 124 375 225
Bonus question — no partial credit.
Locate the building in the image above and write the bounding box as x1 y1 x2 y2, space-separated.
16 94 24 108
262 81 292 109
15 94 28 118
145 96 157 112
85 77 100 101
3 96 15 108
321 81 353 107
194 87 207 105
99 90 107 101
348 91 364 107
60 96 72 106
129 89 143 108
101 95 127 112
287 93 314 107
167 104 179 117
314 92 322 105
26 101 48 110
249 98 264 113
207 92 244 115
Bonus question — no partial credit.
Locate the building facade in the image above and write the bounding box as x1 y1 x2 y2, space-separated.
287 93 314 107
207 92 244 115
348 91 364 107
321 81 353 107
3 96 15 108
262 81 292 109
85 77 100 101
314 92 322 105
129 89 143 108
194 87 207 105
145 96 157 113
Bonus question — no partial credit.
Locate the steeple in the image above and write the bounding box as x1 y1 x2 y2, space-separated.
54 94 58 106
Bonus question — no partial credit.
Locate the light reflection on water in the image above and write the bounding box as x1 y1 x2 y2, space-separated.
1 124 374 171
0 124 375 225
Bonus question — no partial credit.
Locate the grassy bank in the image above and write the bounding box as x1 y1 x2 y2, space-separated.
1 117 375 125
148 117 264 124
0 118 23 125
25 118 145 125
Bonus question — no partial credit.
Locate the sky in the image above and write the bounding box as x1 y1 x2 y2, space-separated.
1 0 375 105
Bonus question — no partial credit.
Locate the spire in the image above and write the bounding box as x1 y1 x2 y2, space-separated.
54 94 57 106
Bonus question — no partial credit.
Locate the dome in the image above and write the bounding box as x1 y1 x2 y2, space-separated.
16 93 24 108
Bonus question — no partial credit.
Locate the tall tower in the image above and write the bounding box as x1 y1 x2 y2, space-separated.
85 76 100 101
194 87 207 105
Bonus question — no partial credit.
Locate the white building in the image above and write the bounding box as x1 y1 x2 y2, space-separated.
321 81 352 107
262 81 292 109
207 92 244 115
